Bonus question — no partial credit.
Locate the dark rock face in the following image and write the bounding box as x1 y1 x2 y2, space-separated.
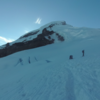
0 27 64 58
56 33 64 41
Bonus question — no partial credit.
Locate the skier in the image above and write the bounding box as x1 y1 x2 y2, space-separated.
19 58 23 65
82 50 84 57
28 57 31 64
69 55 73 59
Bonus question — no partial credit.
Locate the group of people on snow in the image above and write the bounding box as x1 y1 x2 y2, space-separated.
69 50 84 59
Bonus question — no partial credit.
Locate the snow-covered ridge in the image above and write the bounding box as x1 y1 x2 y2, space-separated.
0 21 70 48
0 21 67 58
11 21 66 45
0 21 66 50
11 21 100 46
0 21 100 51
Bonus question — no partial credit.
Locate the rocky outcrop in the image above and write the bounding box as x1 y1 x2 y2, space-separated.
0 24 65 58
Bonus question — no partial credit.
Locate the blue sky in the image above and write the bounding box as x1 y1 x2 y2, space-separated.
0 0 100 45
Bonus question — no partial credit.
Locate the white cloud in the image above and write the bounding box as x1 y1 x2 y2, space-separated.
0 36 14 43
35 18 41 24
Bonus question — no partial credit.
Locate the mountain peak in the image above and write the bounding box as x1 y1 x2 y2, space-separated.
0 21 100 58
0 21 66 58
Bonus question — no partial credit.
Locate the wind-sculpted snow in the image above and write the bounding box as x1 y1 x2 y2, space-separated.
0 27 100 100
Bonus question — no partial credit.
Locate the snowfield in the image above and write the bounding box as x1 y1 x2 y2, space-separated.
0 23 100 100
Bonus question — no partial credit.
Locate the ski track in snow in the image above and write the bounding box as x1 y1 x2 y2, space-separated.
0 56 100 100
63 57 100 100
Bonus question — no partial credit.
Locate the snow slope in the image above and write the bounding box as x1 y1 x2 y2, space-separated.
0 21 100 100
0 34 100 100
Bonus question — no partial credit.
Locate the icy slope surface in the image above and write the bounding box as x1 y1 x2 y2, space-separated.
0 36 100 100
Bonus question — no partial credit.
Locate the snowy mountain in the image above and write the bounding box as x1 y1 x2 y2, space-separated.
0 21 100 100
0 21 100 58
0 21 66 58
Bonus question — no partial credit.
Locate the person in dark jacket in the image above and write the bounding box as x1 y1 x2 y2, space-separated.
19 58 23 65
82 50 84 57
69 55 73 59
28 57 31 64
